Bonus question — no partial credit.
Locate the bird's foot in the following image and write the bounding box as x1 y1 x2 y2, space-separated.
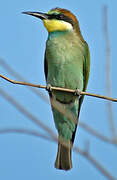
74 88 81 98
46 84 52 93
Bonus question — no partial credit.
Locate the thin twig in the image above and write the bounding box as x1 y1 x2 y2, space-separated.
103 6 116 138
0 58 49 103
0 74 117 102
0 126 116 180
0 87 116 179
74 147 116 180
1 61 117 145
79 122 117 146
0 128 52 141
1 76 117 146
0 87 57 142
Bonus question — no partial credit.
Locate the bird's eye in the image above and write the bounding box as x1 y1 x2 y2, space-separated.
58 14 64 20
50 13 65 20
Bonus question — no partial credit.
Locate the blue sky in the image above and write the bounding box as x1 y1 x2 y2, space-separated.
0 0 117 180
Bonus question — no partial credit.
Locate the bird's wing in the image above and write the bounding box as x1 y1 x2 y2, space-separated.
83 41 90 92
71 42 90 143
44 54 48 81
78 41 90 115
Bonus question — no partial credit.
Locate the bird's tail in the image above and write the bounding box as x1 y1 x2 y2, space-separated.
55 137 72 170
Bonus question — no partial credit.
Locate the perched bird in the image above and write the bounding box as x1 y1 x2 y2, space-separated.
23 8 90 170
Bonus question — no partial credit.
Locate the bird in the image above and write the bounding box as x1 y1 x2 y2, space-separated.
23 7 90 171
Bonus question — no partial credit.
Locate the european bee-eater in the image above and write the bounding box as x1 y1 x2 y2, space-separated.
23 7 90 170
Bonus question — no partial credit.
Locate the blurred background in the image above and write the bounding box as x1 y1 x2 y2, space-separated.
0 0 117 180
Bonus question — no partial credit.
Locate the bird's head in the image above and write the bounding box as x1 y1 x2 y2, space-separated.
23 8 80 33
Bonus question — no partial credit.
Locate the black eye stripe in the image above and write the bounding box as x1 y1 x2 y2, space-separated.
47 13 74 26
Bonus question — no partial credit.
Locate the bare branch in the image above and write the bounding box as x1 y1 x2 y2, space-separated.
0 88 116 179
0 128 52 141
103 6 116 139
74 147 116 180
0 87 57 142
1 60 117 145
1 80 117 147
0 126 116 180
80 122 117 146
0 58 49 103
0 73 117 102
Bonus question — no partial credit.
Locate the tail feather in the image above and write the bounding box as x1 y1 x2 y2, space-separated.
55 138 72 170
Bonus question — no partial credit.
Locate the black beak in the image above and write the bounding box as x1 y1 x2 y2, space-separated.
22 11 49 20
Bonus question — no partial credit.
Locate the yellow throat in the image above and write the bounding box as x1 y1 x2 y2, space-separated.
43 19 73 32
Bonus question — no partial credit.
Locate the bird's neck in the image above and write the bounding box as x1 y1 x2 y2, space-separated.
48 29 84 43
48 30 71 39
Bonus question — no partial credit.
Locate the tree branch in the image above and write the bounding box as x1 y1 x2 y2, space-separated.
0 87 57 142
103 5 116 138
1 81 117 147
0 128 52 141
74 146 116 180
0 87 116 179
1 61 117 146
0 127 116 180
80 122 117 146
0 58 49 103
0 73 117 102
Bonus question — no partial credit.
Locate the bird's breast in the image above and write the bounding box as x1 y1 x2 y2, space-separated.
45 31 84 102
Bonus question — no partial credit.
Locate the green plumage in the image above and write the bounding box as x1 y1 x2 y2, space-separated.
45 30 90 170
23 7 90 171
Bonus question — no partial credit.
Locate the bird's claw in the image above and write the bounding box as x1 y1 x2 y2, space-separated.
74 88 81 98
46 84 52 93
